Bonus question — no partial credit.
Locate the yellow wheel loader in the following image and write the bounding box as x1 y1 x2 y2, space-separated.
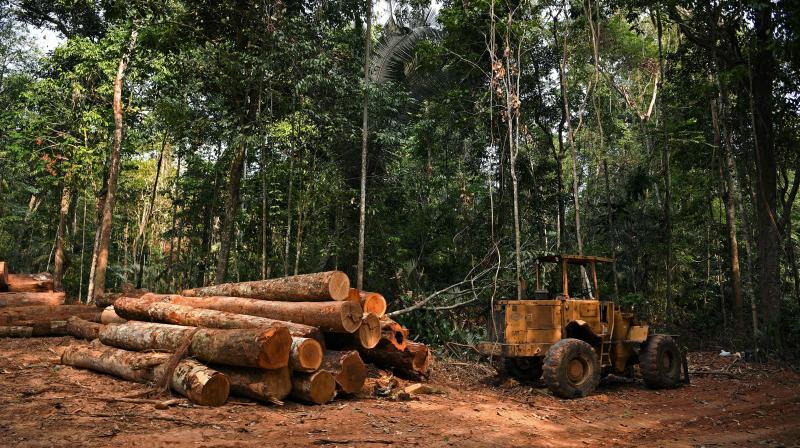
478 254 682 398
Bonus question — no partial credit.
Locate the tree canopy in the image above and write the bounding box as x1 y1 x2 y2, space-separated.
1 0 798 352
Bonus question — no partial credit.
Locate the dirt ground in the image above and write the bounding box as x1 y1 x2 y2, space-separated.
1 337 798 448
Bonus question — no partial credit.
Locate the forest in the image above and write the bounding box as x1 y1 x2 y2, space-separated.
1 0 798 356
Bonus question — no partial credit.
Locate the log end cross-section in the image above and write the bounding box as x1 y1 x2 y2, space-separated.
291 370 336 405
289 337 324 372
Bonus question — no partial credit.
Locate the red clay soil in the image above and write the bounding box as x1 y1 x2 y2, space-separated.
0 337 798 447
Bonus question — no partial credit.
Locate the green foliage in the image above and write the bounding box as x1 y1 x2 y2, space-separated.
1 0 798 353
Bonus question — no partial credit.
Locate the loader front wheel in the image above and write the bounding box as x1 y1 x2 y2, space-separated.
640 335 681 389
543 339 600 398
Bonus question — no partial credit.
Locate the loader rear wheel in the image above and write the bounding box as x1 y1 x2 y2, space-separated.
640 335 681 389
505 357 543 381
543 339 600 398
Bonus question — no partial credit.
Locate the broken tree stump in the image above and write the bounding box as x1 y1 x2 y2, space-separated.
290 370 336 405
182 271 351 302
213 365 292 403
0 292 66 307
99 321 291 369
321 350 366 394
113 297 324 343
138 293 362 333
61 342 229 406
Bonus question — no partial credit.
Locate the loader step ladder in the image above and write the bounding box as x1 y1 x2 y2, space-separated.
599 333 613 366
599 314 615 367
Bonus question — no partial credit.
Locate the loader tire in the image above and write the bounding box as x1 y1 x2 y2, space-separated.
505 357 543 381
543 338 600 398
640 335 681 389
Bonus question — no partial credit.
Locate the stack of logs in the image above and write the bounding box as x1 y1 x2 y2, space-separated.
27 270 432 407
0 261 102 337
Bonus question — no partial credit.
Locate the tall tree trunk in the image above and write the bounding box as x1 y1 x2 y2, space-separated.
261 143 270 280
554 154 565 250
136 135 166 289
78 197 87 301
53 181 72 292
216 141 247 283
357 0 372 290
711 96 744 328
603 160 620 298
749 8 780 340
169 151 181 288
92 27 139 302
284 102 296 277
656 9 673 312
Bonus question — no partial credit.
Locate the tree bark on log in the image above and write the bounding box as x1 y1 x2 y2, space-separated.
0 292 65 307
359 340 432 378
213 365 292 403
290 370 336 404
289 337 323 372
0 305 101 326
182 271 351 302
324 313 381 349
95 286 148 308
99 321 291 369
61 342 229 406
320 350 366 394
0 321 67 337
113 296 323 343
100 306 126 324
6 273 54 293
138 293 362 333
65 316 103 340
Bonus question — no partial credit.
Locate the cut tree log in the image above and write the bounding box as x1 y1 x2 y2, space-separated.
95 284 149 308
0 305 101 327
65 316 104 340
379 318 408 351
0 320 67 337
0 261 8 287
0 292 66 307
113 297 323 343
213 365 292 403
6 273 54 293
289 337 323 372
100 306 126 324
182 271 350 302
61 342 229 406
324 313 382 350
290 370 336 404
359 340 432 378
138 293 362 333
348 289 387 317
320 350 366 394
99 321 291 369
